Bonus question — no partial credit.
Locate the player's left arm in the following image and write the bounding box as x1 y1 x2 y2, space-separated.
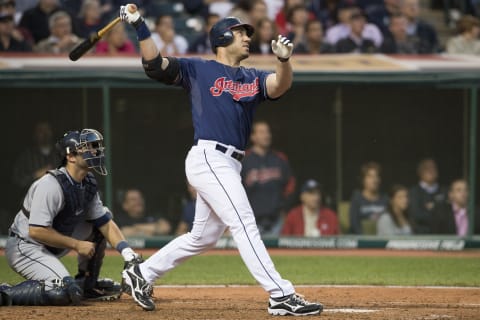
87 195 140 262
266 35 294 99
98 218 127 249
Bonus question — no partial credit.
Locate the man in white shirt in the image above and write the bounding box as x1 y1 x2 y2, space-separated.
325 4 383 47
151 14 188 55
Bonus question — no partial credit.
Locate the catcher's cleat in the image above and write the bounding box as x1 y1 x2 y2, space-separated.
83 288 121 301
122 265 155 311
268 293 323 316
75 277 122 301
83 279 122 301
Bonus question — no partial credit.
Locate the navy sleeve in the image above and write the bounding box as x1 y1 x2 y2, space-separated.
88 211 112 229
176 57 196 91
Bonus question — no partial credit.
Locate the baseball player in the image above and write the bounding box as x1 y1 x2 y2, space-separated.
120 4 323 316
1 129 142 306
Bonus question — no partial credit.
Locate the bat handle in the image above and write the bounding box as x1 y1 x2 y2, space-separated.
98 17 121 38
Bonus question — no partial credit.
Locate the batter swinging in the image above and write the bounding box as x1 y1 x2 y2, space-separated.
120 4 323 316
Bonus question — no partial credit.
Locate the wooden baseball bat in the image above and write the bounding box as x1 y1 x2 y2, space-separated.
69 17 121 61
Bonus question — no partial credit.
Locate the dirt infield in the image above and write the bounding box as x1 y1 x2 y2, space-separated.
1 286 479 320
1 249 479 319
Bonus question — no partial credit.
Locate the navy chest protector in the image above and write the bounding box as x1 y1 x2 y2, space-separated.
46 169 97 254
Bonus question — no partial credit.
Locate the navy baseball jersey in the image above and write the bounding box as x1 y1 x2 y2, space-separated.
176 58 271 150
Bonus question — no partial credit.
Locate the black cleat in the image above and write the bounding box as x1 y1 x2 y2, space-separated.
268 293 323 316
122 265 155 311
121 257 153 297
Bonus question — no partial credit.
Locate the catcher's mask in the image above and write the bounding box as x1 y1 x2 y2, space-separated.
57 129 108 176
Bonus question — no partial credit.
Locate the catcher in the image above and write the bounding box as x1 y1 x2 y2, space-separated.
1 128 141 306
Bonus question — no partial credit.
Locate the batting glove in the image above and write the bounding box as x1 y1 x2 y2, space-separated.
271 35 293 62
120 4 143 27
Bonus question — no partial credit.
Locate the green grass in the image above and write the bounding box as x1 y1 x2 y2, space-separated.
0 255 479 287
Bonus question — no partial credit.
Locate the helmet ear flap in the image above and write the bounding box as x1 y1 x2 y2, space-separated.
221 30 233 45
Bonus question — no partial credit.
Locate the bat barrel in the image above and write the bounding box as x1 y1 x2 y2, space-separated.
69 17 121 61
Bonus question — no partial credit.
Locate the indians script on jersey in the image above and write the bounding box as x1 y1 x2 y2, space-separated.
210 77 260 101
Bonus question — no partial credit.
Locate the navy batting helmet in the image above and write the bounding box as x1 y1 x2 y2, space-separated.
56 129 107 175
209 16 254 53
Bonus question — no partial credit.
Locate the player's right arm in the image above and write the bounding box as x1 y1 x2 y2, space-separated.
120 4 179 83
29 227 95 258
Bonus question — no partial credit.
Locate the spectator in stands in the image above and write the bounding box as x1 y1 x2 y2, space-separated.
76 0 105 38
241 121 296 236
349 162 388 234
380 13 419 53
431 179 479 236
275 0 307 35
295 19 334 53
19 0 61 43
309 0 341 31
365 0 401 34
175 182 197 235
377 185 412 236
116 188 171 237
61 0 113 22
282 179 339 236
230 0 268 26
326 4 383 48
151 14 188 56
34 11 82 54
182 0 232 20
400 0 440 53
12 122 60 190
188 13 219 54
229 0 253 24
335 10 378 53
250 0 269 26
409 158 448 234
447 15 480 55
285 4 310 47
250 16 276 54
0 0 33 45
74 0 108 40
0 11 31 51
95 22 136 54
264 0 284 20
15 0 37 16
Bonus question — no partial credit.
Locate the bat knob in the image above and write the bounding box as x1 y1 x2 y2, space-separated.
127 4 137 13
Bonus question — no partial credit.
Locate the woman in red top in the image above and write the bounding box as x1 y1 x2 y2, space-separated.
95 22 136 54
282 179 339 236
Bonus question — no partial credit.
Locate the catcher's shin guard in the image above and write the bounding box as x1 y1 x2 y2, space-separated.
77 228 106 292
0 289 12 306
0 280 47 305
76 228 121 300
47 277 83 305
0 277 82 306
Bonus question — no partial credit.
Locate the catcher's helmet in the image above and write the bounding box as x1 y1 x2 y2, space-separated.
209 16 254 53
56 129 107 175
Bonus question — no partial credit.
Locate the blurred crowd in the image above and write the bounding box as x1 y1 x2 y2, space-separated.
5 120 478 239
2 0 480 55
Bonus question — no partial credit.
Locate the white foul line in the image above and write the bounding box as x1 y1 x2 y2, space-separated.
155 284 480 290
324 308 378 313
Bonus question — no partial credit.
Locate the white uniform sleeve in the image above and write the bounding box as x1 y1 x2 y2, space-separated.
28 176 64 227
85 192 108 221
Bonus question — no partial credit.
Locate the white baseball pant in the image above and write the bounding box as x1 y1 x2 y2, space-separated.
139 140 295 298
